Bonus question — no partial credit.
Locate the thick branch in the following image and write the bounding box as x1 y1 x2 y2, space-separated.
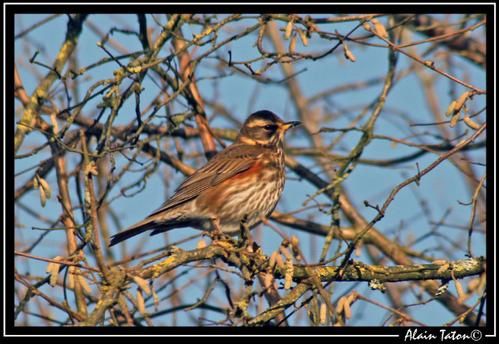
136 243 484 284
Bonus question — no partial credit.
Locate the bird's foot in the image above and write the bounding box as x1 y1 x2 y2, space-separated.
206 217 233 245
207 229 225 242
237 218 253 249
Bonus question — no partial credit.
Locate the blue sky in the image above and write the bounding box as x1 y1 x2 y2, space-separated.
14 13 487 326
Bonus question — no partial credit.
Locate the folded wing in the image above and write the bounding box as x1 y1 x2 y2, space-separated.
146 144 264 217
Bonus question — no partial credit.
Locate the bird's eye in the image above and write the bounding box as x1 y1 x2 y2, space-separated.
263 124 277 131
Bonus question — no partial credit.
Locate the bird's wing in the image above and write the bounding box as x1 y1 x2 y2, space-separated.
146 144 264 217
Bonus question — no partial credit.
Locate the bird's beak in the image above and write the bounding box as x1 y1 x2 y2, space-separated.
282 121 302 131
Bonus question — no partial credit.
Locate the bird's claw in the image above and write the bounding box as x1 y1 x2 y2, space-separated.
237 220 253 248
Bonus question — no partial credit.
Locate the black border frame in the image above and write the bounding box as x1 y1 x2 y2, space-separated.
4 2 495 338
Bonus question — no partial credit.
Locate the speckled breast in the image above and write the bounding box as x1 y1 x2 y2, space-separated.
216 148 285 233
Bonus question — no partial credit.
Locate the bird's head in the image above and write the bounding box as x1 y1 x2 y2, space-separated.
236 110 301 146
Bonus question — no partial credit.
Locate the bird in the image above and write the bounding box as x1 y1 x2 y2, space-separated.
109 110 301 247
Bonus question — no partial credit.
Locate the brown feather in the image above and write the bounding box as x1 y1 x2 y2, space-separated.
146 144 264 217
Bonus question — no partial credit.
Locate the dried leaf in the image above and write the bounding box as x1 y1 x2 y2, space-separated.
133 275 151 295
306 295 319 322
285 20 294 40
450 113 461 128
46 256 63 287
344 49 357 62
432 259 447 265
136 289 146 314
319 302 327 324
297 28 308 46
336 296 346 314
39 186 47 207
275 253 285 271
463 115 481 130
454 91 473 113
38 177 52 199
343 41 356 62
33 175 39 189
343 299 352 319
371 18 388 38
362 22 372 32
445 101 457 117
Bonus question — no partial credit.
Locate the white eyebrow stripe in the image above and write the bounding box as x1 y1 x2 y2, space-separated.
246 119 272 127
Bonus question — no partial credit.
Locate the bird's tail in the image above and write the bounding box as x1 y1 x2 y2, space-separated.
109 218 158 247
109 216 195 247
